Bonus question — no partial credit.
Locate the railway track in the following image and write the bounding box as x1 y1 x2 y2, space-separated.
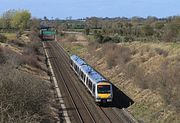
45 41 136 123
46 43 96 123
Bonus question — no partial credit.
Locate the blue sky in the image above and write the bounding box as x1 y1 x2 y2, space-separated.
0 0 180 19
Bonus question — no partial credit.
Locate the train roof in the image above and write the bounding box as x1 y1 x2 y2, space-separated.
70 55 86 66
81 65 106 83
71 55 108 83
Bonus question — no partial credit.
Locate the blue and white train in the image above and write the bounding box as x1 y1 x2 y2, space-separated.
70 55 113 103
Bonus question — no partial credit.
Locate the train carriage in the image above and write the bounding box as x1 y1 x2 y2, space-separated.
70 55 113 103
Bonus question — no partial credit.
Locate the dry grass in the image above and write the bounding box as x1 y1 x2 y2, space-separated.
65 40 180 123
0 33 16 40
0 49 55 122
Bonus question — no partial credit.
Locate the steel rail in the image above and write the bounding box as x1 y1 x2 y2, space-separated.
47 42 96 123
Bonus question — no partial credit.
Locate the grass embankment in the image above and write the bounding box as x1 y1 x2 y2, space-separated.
60 34 180 123
0 33 59 122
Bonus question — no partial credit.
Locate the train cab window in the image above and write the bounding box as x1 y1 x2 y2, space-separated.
97 85 110 93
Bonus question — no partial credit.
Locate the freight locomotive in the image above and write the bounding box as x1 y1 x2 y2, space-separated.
39 26 55 41
70 55 113 103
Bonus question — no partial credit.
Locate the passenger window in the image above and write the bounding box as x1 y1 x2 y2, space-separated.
89 80 92 90
84 74 86 82
93 85 95 94
86 79 89 85
81 71 83 79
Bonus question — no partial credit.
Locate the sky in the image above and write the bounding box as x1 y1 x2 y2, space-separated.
0 0 180 19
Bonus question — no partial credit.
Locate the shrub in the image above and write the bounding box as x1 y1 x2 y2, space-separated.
112 35 123 43
102 36 112 43
102 43 131 68
10 39 26 47
23 41 43 56
106 52 117 68
154 48 168 57
125 63 137 77
95 33 104 43
123 36 134 42
0 47 7 64
0 66 51 122
117 46 132 63
134 67 148 89
0 34 7 43
28 30 41 42
84 28 90 35
148 58 180 112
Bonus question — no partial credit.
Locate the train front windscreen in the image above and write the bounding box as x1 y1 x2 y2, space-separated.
97 85 111 94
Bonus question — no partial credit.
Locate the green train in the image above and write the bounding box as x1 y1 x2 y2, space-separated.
39 27 56 41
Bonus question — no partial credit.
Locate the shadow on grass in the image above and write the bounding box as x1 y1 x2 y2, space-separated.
100 84 134 109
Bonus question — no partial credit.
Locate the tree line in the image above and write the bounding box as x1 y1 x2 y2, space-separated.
0 10 31 33
56 16 180 43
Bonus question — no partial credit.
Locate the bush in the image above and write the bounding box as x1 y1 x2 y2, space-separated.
125 63 137 77
10 39 26 47
134 67 148 89
95 33 104 43
123 36 134 42
0 47 8 64
158 59 180 111
0 66 51 122
23 41 43 56
102 36 112 43
84 28 90 35
102 43 131 68
112 35 123 43
154 48 168 57
0 34 7 43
